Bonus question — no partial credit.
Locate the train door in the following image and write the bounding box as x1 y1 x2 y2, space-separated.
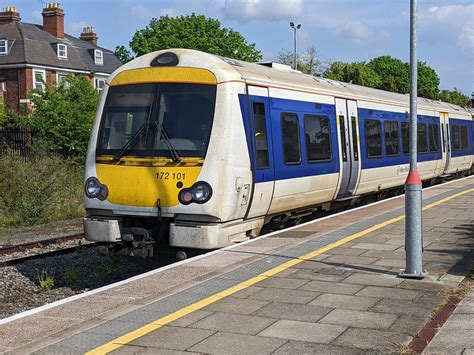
440 112 451 174
335 98 361 199
245 85 275 219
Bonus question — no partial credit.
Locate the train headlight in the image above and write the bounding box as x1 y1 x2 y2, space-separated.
178 181 213 205
85 177 108 201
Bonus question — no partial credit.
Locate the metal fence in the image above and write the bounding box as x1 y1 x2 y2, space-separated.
0 127 32 158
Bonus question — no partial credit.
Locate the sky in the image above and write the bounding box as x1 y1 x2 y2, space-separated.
5 0 474 96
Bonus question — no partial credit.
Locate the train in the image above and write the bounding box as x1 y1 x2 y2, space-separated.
83 49 473 258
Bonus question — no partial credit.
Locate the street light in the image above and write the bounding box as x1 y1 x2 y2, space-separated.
290 22 301 70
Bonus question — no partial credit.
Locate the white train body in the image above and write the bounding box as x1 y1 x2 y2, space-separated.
83 49 473 254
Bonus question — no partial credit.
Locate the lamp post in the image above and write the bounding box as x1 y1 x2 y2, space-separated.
399 0 425 279
290 22 301 70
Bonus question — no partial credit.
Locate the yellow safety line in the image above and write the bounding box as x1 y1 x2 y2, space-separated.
86 188 474 354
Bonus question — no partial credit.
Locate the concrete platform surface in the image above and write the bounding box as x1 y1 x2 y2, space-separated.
0 177 473 354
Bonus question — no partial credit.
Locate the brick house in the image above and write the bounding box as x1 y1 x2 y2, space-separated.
0 3 122 111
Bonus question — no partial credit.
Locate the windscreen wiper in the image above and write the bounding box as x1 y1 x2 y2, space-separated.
112 123 150 162
158 125 181 163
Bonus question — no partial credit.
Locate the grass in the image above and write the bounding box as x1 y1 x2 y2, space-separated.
38 271 55 291
0 152 85 228
63 269 80 286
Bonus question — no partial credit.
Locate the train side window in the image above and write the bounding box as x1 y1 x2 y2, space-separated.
402 122 409 154
252 102 269 169
460 125 468 149
417 123 428 153
351 116 359 161
281 113 301 165
428 123 440 152
441 123 445 152
338 115 347 162
384 120 400 156
451 125 460 150
364 119 382 158
304 115 332 162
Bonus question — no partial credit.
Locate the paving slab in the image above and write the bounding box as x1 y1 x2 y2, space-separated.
333 328 412 351
319 309 398 330
272 340 368 355
355 285 423 300
309 293 380 310
253 302 332 322
299 279 364 295
189 312 276 335
188 332 287 354
258 319 347 344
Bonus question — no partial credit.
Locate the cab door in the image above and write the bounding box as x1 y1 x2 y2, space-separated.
245 85 275 219
335 98 361 199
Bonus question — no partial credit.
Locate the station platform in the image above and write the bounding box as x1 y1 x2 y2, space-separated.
1 176 473 354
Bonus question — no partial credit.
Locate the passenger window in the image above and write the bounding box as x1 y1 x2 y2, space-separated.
281 113 301 165
351 117 359 161
252 102 269 169
364 119 382 158
304 115 332 162
417 123 428 153
384 121 400 156
460 126 468 149
451 125 460 150
428 124 439 152
402 122 409 155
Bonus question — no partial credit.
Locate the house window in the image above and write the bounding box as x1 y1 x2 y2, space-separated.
94 50 103 65
33 70 46 92
94 78 106 94
57 73 68 85
57 44 67 59
0 39 7 54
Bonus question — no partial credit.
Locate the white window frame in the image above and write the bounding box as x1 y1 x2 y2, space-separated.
56 72 68 85
94 77 106 94
57 43 68 59
0 39 7 55
94 49 103 65
33 69 46 92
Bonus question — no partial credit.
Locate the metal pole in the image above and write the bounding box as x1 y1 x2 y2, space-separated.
400 0 425 279
293 27 297 70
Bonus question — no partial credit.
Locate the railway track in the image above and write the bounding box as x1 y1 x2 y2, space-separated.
0 234 94 267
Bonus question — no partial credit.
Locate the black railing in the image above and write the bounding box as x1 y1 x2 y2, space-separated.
0 127 32 158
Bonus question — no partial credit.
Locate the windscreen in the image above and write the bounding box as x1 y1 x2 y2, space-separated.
96 83 217 159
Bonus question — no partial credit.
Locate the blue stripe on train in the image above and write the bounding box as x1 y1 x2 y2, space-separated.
239 94 471 183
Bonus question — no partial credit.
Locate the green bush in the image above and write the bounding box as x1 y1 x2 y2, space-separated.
0 152 84 228
25 75 99 159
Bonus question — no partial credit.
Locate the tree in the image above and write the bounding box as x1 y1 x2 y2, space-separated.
25 75 99 158
438 88 470 106
114 45 133 64
277 46 327 76
367 56 410 94
323 61 381 88
128 13 262 62
417 61 440 99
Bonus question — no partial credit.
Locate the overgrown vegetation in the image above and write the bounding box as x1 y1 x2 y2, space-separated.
38 270 55 291
0 152 84 227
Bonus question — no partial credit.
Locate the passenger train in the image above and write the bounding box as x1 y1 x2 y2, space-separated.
83 49 473 257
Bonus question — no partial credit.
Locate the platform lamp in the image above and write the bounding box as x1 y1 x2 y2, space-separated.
290 22 301 70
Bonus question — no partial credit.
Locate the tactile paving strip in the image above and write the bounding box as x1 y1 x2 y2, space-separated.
37 183 474 353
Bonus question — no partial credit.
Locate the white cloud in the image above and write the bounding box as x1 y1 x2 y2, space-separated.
334 21 389 44
420 4 474 53
223 0 303 23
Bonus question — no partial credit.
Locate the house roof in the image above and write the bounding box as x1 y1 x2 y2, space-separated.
0 21 122 74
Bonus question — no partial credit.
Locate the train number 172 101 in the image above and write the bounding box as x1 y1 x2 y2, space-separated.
156 172 186 180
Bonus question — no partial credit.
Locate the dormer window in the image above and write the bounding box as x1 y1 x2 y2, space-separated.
0 40 7 55
94 49 103 65
57 43 67 59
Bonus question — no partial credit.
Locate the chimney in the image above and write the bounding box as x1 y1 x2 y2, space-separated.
0 6 21 25
80 26 98 46
42 2 64 38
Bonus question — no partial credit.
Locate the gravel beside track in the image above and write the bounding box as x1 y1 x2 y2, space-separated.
0 246 172 319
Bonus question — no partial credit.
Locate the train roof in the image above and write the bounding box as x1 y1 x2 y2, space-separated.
113 49 472 119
